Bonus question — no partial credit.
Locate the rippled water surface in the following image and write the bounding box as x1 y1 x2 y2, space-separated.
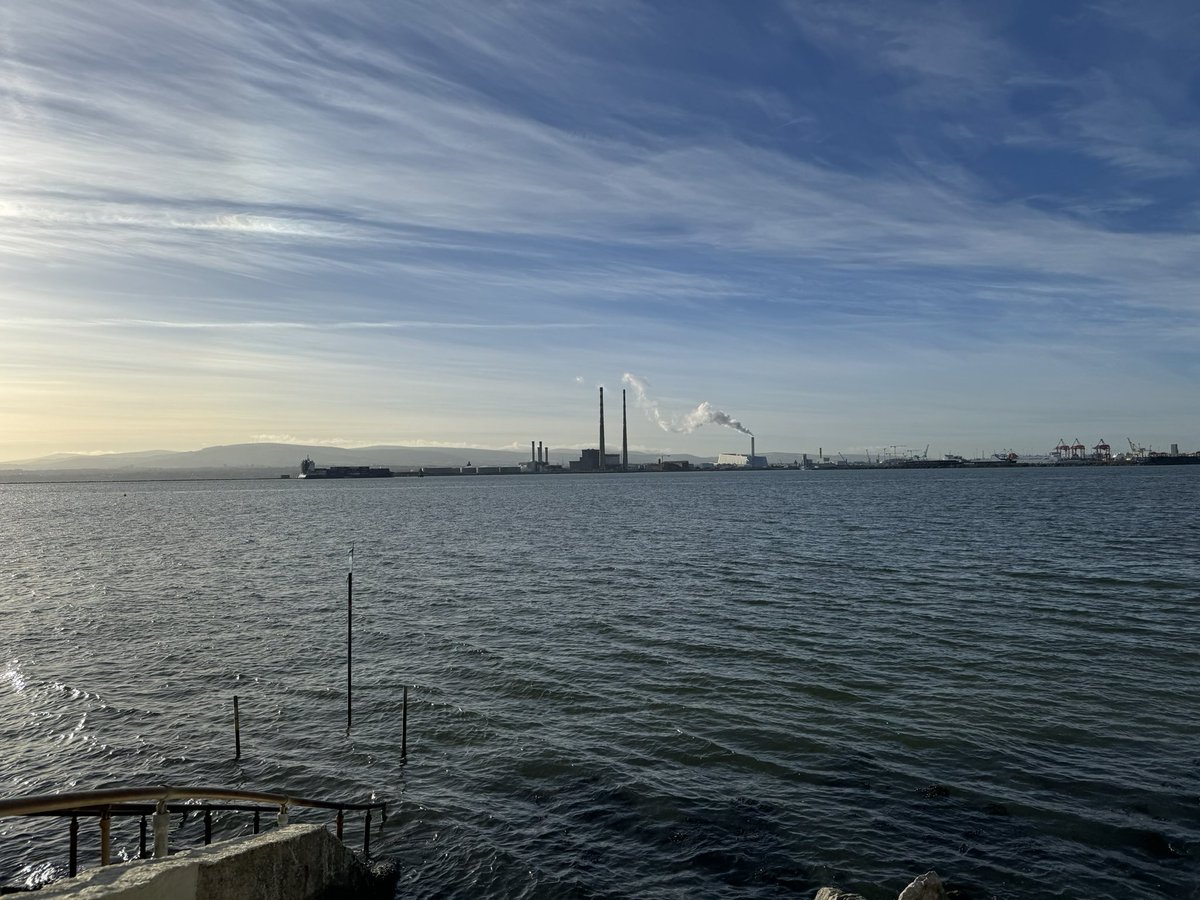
2 469 1198 898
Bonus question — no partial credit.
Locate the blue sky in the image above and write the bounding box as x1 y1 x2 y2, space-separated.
2 0 1197 460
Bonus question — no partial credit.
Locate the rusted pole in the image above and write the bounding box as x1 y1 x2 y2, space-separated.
69 816 78 877
99 810 111 866
233 696 241 759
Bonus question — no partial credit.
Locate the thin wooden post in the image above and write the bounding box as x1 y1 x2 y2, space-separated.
139 815 147 858
336 809 344 840
204 808 212 845
363 809 371 856
401 686 408 760
347 546 353 732
68 816 78 877
233 695 241 759
99 811 111 866
253 810 260 834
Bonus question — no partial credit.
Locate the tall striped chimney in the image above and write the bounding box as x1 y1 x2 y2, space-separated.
751 436 756 465
599 387 606 471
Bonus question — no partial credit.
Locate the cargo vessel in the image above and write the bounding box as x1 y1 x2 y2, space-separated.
1138 453 1200 466
298 457 393 478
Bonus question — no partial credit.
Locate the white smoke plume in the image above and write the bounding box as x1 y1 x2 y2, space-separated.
622 373 753 436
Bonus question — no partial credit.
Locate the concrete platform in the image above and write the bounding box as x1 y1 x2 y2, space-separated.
34 824 396 900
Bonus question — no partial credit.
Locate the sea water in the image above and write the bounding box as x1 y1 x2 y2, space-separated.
1 468 1197 898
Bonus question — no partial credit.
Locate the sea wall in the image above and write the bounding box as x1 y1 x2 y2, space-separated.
35 824 396 900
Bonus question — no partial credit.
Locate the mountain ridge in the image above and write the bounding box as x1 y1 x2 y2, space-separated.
0 442 796 472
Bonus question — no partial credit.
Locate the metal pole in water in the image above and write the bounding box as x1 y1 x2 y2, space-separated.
233 695 241 759
68 816 78 877
401 685 408 760
99 810 111 866
347 544 354 733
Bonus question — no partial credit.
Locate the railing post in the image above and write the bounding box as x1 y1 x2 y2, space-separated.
204 808 212 845
401 686 408 760
140 815 148 858
99 810 111 866
68 816 78 877
153 800 170 858
336 809 344 840
363 809 371 856
253 810 260 834
233 695 241 759
277 803 288 827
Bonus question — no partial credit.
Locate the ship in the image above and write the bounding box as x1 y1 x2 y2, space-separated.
1138 453 1200 466
298 457 394 478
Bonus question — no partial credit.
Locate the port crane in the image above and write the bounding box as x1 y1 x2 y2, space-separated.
1127 437 1147 456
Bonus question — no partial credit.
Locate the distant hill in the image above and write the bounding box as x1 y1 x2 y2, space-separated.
0 442 757 476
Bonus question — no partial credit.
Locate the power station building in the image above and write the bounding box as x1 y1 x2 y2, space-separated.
716 437 767 468
569 449 622 472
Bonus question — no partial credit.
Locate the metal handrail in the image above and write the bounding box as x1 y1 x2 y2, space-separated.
0 785 386 818
0 785 389 881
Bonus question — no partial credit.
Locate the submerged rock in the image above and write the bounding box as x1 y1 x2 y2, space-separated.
898 870 947 900
815 869 951 900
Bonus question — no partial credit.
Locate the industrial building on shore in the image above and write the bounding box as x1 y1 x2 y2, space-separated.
715 437 768 469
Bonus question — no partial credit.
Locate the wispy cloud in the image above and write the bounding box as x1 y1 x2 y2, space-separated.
1 317 598 331
0 1 1196 457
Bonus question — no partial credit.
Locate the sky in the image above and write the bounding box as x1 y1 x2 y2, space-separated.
2 0 1198 461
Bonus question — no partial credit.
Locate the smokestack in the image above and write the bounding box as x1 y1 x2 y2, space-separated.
599 387 606 471
622 389 629 471
538 441 543 465
531 441 536 466
751 436 755 464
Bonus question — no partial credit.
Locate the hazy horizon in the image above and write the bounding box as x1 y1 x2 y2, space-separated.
3 1 1197 461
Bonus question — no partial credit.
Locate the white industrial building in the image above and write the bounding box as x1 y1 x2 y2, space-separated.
716 452 768 468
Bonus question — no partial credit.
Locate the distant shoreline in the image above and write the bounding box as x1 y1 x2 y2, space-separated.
3 464 1196 486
